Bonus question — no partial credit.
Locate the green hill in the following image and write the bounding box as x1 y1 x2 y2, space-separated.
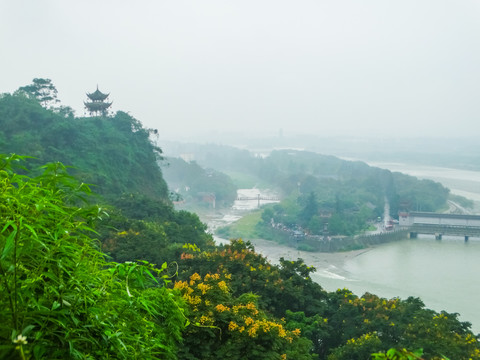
0 91 168 200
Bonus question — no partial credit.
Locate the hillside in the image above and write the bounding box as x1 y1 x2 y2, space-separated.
0 91 168 200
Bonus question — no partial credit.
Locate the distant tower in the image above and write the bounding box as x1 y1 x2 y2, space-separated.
84 86 112 116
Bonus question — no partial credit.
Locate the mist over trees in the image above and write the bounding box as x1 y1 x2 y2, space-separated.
163 142 451 237
162 157 237 208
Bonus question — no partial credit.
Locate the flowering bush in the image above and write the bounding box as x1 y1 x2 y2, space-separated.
175 271 311 360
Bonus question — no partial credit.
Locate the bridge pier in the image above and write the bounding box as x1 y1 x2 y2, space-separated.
409 232 417 239
435 233 442 240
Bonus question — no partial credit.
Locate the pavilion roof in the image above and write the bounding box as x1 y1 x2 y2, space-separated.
86 86 110 101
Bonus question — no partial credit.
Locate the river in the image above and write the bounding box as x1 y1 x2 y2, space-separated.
318 161 480 333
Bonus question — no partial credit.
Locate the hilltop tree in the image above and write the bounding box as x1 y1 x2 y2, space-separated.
300 191 319 226
18 78 59 108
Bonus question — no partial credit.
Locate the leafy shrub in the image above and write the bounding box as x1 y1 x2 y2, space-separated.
0 155 187 359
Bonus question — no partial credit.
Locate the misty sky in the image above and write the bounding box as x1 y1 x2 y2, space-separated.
2 1 480 139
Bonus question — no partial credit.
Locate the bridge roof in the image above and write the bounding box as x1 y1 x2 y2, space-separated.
409 211 480 220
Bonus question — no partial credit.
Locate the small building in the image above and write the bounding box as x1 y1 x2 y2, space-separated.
398 212 410 226
84 86 112 116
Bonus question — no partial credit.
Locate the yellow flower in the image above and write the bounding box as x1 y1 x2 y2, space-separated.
248 325 258 337
200 315 211 324
215 304 230 312
228 321 238 331
190 273 201 282
174 280 188 290
292 328 301 336
197 282 211 295
217 280 229 293
245 317 254 326
186 295 201 305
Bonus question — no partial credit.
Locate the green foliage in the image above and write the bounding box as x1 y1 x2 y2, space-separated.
372 348 425 360
178 239 328 320
216 210 264 239
17 78 59 108
0 155 186 359
100 193 215 265
321 290 480 360
327 332 382 360
390 173 449 213
175 272 312 359
300 192 319 226
162 157 237 207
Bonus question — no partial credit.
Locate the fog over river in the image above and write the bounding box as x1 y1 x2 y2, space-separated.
366 161 480 204
209 162 480 333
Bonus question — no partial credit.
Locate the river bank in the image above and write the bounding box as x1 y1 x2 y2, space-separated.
248 237 368 279
218 235 480 334
214 234 370 286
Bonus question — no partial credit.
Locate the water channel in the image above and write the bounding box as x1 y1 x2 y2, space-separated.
206 163 480 333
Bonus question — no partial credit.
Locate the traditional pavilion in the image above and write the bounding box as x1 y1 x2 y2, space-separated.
84 86 112 116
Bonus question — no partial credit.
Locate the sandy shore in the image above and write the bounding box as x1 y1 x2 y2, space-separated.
246 238 370 273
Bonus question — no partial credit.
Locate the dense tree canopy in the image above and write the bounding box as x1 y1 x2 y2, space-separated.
0 155 187 359
18 78 59 108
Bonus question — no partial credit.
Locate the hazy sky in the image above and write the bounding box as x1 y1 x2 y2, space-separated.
2 1 480 139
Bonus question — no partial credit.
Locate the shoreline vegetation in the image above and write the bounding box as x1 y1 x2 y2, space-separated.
213 204 410 252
